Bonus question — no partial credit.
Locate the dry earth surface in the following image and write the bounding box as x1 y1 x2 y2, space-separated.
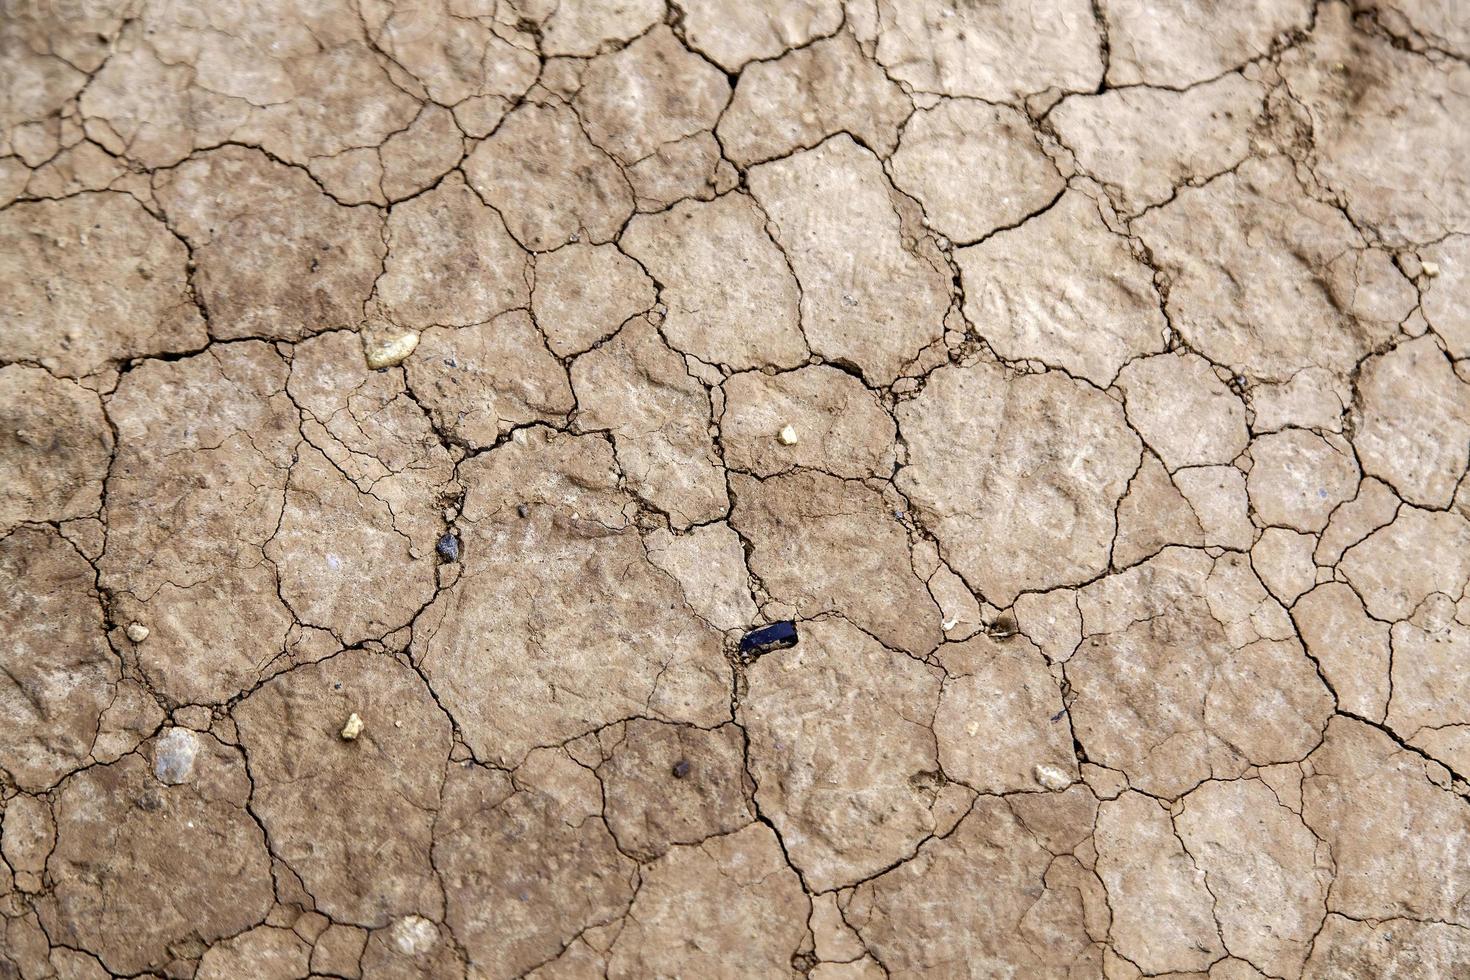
3 0 1470 977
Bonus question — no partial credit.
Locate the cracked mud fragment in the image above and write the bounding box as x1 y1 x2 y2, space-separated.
6 1 1470 975
413 430 730 765
750 136 949 385
898 359 1140 603
0 193 206 378
155 146 386 342
740 618 957 891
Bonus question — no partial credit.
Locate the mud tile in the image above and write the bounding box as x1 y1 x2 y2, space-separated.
643 523 758 632
576 26 729 167
957 191 1166 385
1174 465 1255 550
1105 0 1311 87
435 752 635 979
682 0 843 70
463 103 634 251
413 431 730 766
156 146 385 342
1071 549 1332 797
1095 791 1225 974
891 100 1064 244
196 926 310 980
607 824 808 977
749 136 949 385
846 797 1100 974
1315 476 1400 567
0 193 206 377
0 366 112 531
38 734 274 975
1176 779 1331 977
1250 526 1317 604
1388 613 1470 772
739 618 947 890
1114 453 1207 568
721 365 896 479
0 529 116 792
1304 914 1470 978
1246 429 1359 532
1135 156 1415 381
897 360 1140 604
597 720 754 859
874 0 1103 99
0 0 128 158
406 311 574 447
933 632 1076 793
1281 2 1470 246
359 0 539 111
716 33 911 166
622 193 807 370
236 652 451 926
1293 582 1390 721
1421 234 1470 358
623 131 739 211
572 318 729 526
533 243 655 357
1116 352 1249 471
378 172 530 329
1339 506 1470 620
1302 717 1470 925
731 470 942 656
1352 336 1470 509
538 0 664 57
266 443 439 645
1050 75 1266 215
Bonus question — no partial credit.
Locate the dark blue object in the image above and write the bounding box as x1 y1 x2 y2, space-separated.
740 621 798 655
436 533 460 562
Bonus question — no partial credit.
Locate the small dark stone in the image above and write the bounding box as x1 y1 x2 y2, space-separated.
671 759 691 779
436 533 460 562
739 621 799 656
987 614 1018 638
516 503 530 518
333 682 342 690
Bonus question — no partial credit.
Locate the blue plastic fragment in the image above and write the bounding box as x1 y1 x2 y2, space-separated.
740 621 798 655
436 533 460 562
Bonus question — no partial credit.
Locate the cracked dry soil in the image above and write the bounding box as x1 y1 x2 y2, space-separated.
2 0 1470 977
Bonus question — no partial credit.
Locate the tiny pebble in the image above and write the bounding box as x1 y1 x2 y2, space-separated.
363 331 419 370
125 622 150 643
517 503 530 519
942 617 958 632
777 424 799 446
436 533 460 562
154 728 199 785
1422 261 1440 277
671 759 691 779
340 712 365 741
1034 764 1072 791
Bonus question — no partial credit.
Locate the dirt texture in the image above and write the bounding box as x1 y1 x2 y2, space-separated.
3 1 1470 977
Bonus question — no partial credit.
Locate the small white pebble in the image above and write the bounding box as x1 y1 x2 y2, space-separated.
340 712 365 741
1034 763 1073 791
777 424 799 446
942 616 958 632
395 719 403 729
125 622 150 643
363 331 419 369
154 728 200 785
1422 261 1441 277
392 915 438 956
